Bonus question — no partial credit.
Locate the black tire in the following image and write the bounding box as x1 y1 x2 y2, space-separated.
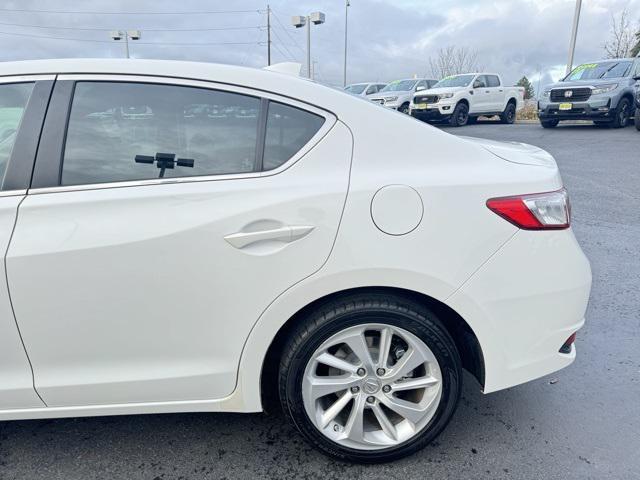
635 108 640 131
278 292 462 463
500 101 517 124
611 98 631 128
449 102 469 127
539 118 559 128
398 103 410 114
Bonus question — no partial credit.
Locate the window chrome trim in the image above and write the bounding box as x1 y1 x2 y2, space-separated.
0 75 56 84
27 74 337 194
0 189 27 197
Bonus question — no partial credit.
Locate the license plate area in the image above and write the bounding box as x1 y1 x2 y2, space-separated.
559 103 573 111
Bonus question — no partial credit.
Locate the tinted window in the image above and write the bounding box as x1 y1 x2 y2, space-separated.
487 75 501 87
366 85 377 95
263 102 325 171
0 82 34 184
475 76 488 88
344 84 367 94
62 82 260 186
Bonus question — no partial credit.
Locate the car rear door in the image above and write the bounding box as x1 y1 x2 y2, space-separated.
7 75 352 407
486 75 504 111
0 76 53 409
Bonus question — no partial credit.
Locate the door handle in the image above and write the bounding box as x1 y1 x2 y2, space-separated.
224 225 314 249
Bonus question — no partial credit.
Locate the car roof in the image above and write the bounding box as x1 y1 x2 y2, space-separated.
0 58 372 114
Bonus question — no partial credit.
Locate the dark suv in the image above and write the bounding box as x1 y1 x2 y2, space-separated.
538 58 640 128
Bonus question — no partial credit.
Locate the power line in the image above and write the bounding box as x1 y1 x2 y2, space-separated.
0 29 265 46
0 7 264 15
270 10 306 55
0 20 266 32
270 27 298 61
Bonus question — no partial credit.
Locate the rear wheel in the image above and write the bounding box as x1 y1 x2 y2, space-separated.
449 102 469 127
398 103 410 114
611 98 631 128
539 118 559 128
278 293 462 463
500 102 517 124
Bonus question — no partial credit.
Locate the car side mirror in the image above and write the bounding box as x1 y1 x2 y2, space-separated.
634 75 640 81
473 80 482 88
416 85 426 92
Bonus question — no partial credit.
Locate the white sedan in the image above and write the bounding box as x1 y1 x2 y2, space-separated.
0 59 591 463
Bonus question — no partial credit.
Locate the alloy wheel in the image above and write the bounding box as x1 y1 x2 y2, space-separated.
302 323 442 450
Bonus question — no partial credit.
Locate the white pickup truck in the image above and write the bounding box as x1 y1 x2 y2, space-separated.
410 73 525 127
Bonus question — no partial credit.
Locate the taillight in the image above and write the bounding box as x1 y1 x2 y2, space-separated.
486 188 571 230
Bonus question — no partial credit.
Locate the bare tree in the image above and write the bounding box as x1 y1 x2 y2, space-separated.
603 9 635 58
428 46 483 79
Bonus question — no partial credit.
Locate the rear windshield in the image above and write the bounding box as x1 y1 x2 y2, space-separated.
344 84 367 94
564 61 632 81
380 80 417 92
432 74 475 88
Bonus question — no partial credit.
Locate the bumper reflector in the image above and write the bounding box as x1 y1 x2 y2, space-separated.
559 332 577 354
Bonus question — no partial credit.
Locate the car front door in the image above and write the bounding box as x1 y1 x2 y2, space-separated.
7 76 352 407
472 75 492 113
0 77 54 409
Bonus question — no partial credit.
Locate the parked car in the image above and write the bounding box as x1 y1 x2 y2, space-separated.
410 73 525 127
369 78 438 113
344 82 387 98
538 58 640 128
635 77 640 131
0 59 591 463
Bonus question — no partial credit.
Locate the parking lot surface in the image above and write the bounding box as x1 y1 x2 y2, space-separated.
0 123 638 480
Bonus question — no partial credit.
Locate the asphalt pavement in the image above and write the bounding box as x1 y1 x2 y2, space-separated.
0 122 638 480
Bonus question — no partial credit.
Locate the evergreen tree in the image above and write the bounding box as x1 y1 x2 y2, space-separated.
516 76 535 100
631 29 640 57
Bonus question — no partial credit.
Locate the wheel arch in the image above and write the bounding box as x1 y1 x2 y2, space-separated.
507 97 517 106
259 286 485 412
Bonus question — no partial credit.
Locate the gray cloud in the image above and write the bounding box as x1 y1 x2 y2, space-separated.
0 0 638 91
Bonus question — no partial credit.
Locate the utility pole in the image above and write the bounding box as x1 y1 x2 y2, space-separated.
566 0 582 76
266 5 271 66
343 0 350 87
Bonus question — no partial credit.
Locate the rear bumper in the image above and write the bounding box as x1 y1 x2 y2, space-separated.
538 99 614 121
447 228 592 393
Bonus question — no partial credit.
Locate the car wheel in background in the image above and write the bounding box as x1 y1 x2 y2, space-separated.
611 98 631 128
398 103 410 114
539 118 559 128
449 102 469 127
635 109 640 131
278 292 462 463
500 102 517 124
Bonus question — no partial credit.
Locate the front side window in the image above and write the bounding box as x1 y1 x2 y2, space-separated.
263 101 325 171
0 82 34 184
62 82 261 186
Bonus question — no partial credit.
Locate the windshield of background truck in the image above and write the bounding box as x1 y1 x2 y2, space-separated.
564 61 632 81
432 74 475 88
344 84 367 94
380 80 417 92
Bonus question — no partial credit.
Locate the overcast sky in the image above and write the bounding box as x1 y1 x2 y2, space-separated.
1 0 638 90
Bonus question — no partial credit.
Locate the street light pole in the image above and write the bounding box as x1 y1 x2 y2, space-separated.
292 12 325 79
267 5 271 66
343 0 350 87
110 30 141 59
566 0 582 76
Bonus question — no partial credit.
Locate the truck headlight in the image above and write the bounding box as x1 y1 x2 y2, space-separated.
384 96 398 102
542 90 550 97
439 92 454 99
591 84 618 95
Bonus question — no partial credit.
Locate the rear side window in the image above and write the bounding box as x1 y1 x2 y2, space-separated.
263 101 325 171
487 75 501 87
62 82 261 186
0 82 34 184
